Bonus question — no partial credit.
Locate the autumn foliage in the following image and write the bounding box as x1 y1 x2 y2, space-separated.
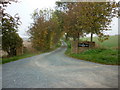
28 9 63 51
29 1 118 51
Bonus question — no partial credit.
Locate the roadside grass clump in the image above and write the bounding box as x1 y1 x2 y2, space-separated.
56 41 62 48
65 40 71 48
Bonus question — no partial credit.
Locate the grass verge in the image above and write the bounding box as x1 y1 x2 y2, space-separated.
1 41 62 64
1 52 41 64
65 41 119 65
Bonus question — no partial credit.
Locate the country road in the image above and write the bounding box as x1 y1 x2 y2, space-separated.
2 42 119 88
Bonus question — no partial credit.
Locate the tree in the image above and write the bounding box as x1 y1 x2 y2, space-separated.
1 0 23 56
2 13 23 56
56 2 85 41
56 2 118 42
28 8 64 51
50 10 64 45
29 9 54 51
78 2 118 42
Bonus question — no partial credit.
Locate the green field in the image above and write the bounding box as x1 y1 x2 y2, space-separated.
65 35 119 65
82 35 119 49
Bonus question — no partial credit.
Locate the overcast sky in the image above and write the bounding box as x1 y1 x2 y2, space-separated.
6 0 119 38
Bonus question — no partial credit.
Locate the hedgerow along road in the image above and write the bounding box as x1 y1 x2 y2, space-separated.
2 41 118 88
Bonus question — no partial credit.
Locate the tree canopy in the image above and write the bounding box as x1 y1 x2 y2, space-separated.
28 1 118 52
56 2 118 42
28 8 63 51
1 0 23 56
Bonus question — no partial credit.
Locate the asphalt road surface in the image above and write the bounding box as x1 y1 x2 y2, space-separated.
2 42 118 88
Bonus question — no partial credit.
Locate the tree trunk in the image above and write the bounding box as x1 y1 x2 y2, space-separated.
77 33 79 41
9 47 16 56
73 37 76 41
65 33 68 40
90 33 93 42
7 51 11 57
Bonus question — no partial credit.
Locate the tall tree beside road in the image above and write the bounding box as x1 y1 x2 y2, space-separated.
29 9 63 51
1 0 23 56
29 9 51 51
56 2 118 42
78 2 118 42
50 10 64 46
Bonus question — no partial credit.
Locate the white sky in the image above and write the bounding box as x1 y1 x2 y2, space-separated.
5 0 119 38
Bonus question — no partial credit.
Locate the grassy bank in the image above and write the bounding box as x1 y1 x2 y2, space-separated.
65 35 119 65
65 47 119 65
